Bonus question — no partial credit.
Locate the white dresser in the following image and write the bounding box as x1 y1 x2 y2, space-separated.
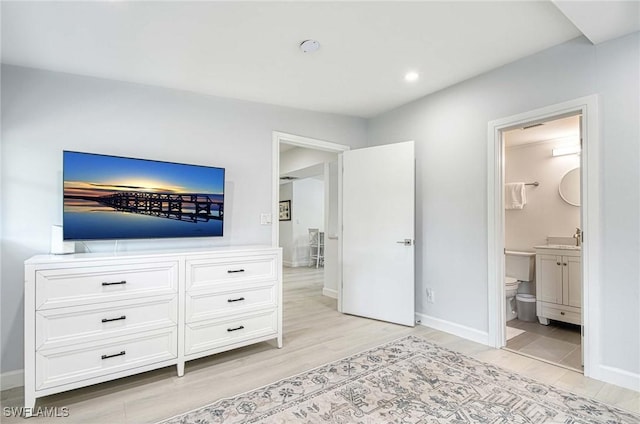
24 245 282 413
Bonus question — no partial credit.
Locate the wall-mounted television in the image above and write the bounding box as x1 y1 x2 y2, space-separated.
63 151 225 240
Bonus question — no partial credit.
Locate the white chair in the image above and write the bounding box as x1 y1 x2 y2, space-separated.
308 228 324 268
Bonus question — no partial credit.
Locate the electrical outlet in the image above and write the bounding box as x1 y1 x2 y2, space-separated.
426 288 435 304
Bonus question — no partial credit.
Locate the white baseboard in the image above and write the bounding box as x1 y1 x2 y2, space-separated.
591 364 640 393
283 260 309 268
415 312 489 346
322 288 337 299
1 369 24 390
417 314 639 393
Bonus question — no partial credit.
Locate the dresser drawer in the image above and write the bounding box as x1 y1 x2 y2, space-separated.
187 254 277 291
186 284 275 323
35 261 178 309
36 295 178 350
540 302 581 325
184 310 277 356
35 328 177 390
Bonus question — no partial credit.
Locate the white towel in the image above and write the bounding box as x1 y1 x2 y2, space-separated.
505 183 526 209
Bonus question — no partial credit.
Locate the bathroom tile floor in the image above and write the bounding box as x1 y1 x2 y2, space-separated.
506 318 583 371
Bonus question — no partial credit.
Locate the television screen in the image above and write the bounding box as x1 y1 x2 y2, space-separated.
63 151 225 240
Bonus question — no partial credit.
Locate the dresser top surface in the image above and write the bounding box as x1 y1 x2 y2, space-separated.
25 244 279 265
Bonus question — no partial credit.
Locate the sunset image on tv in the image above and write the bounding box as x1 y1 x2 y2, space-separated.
63 151 225 240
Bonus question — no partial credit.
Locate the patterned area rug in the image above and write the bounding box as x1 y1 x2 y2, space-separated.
159 336 639 423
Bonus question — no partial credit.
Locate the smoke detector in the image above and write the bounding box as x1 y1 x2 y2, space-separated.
299 39 320 53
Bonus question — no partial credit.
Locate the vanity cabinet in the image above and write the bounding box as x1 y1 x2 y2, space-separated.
24 246 281 415
535 246 581 325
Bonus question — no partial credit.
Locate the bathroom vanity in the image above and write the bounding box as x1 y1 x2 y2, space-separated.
534 244 582 326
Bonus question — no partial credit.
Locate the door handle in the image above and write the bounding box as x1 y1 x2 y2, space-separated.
396 239 413 246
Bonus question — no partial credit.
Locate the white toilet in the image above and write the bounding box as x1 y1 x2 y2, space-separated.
505 250 535 321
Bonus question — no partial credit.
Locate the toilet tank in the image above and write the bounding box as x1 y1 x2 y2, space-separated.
505 250 535 281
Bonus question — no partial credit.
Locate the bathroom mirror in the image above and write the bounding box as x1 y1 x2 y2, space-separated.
559 167 580 206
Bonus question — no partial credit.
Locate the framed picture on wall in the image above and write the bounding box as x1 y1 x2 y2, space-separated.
279 200 291 221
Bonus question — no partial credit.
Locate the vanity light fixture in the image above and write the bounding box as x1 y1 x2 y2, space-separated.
404 71 419 82
552 145 581 157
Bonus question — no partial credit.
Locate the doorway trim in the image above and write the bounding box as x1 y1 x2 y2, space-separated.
271 131 351 247
487 95 599 379
272 131 351 308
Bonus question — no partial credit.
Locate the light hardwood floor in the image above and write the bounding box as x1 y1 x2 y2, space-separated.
1 266 638 423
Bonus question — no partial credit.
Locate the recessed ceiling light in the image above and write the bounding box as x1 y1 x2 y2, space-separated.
299 40 320 53
404 71 419 82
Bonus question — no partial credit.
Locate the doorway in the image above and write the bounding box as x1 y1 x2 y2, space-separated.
271 132 350 310
272 132 416 326
502 114 583 371
487 95 600 379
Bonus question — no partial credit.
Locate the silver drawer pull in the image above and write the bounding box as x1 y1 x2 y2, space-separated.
227 269 245 274
227 325 245 332
227 297 245 303
101 315 126 323
101 351 126 360
102 280 127 286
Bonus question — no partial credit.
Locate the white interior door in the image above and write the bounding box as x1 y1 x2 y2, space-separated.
341 141 415 326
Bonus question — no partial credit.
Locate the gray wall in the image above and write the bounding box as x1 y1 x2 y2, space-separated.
367 34 639 376
0 65 367 374
3 33 639 384
280 178 324 267
278 182 294 265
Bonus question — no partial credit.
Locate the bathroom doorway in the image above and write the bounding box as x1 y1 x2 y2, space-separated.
502 114 583 371
487 95 600 378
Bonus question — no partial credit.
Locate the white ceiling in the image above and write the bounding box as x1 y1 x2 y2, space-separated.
552 0 640 44
280 162 325 184
505 115 580 148
2 1 637 118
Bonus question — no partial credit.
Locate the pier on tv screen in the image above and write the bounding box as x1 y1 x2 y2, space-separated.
63 151 225 240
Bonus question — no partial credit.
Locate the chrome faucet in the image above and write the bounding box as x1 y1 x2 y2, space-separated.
573 227 582 246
